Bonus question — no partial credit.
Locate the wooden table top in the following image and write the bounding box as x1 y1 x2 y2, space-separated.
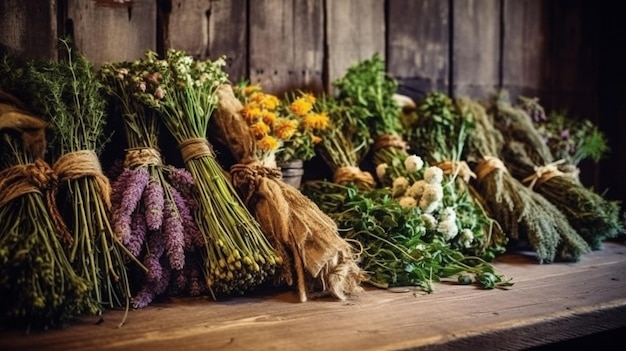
1 241 625 351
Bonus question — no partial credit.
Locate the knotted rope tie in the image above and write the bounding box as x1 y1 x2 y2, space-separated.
53 150 112 209
435 160 477 183
230 161 282 205
179 137 215 164
333 166 375 190
372 134 408 152
474 156 508 184
522 159 566 189
0 159 73 245
124 147 162 169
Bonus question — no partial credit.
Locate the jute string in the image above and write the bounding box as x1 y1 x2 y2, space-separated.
435 160 476 183
522 159 566 189
53 149 112 209
179 137 214 163
0 159 73 245
124 147 162 168
333 166 376 190
474 156 508 184
372 134 408 151
230 161 283 205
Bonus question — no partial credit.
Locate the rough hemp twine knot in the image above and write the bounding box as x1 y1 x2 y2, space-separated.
372 133 408 151
435 160 477 183
123 147 162 169
522 159 566 189
333 166 375 190
179 137 215 164
53 149 112 208
230 161 282 205
474 156 508 184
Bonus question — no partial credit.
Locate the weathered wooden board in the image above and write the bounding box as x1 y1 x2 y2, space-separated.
1 242 624 351
387 0 450 97
67 0 156 67
325 0 385 92
501 0 550 100
0 0 57 60
451 0 501 99
248 0 324 95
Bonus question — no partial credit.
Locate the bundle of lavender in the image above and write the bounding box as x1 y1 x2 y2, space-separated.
215 84 366 302
99 60 206 307
0 41 133 325
490 93 624 249
461 98 589 263
403 92 507 260
332 53 407 186
134 50 280 297
0 96 98 330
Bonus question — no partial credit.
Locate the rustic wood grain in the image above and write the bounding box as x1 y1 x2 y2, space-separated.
249 0 324 95
501 0 550 100
325 0 385 92
451 0 501 99
387 0 450 96
67 0 156 67
1 242 624 351
0 0 57 60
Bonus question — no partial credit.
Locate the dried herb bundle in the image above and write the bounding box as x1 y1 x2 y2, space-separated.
214 84 366 302
491 94 624 249
1 41 133 325
0 102 98 330
462 98 589 262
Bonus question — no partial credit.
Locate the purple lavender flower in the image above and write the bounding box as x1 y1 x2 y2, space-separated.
167 166 195 194
162 201 185 270
126 211 148 256
143 178 165 231
110 168 134 211
143 252 164 283
170 186 203 250
112 168 150 240
132 285 156 309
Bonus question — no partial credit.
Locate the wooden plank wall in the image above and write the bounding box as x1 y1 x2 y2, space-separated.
0 0 623 205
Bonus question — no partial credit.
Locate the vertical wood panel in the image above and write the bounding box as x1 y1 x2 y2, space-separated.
501 0 550 100
68 0 156 66
387 0 449 96
451 0 501 99
326 0 385 92
249 0 324 95
0 0 57 60
207 0 247 82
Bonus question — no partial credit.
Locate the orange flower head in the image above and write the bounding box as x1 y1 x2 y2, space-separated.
290 97 313 117
243 84 261 96
303 112 330 130
261 94 280 110
262 110 277 126
250 121 270 139
241 105 263 122
258 135 280 151
274 118 298 140
302 93 316 104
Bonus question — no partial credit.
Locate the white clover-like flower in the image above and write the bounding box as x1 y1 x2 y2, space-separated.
392 176 410 197
376 163 388 181
439 206 456 221
398 196 417 209
460 228 474 248
404 155 424 173
406 179 427 199
424 166 444 184
421 213 438 230
421 183 444 204
419 198 440 214
437 219 459 241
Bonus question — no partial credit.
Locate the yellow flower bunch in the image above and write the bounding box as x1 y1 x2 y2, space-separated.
236 83 329 163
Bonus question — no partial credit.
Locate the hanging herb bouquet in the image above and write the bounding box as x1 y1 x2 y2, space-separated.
0 93 98 329
213 84 365 302
1 40 134 325
98 60 205 307
490 93 624 250
333 53 406 185
133 50 281 297
314 93 376 190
